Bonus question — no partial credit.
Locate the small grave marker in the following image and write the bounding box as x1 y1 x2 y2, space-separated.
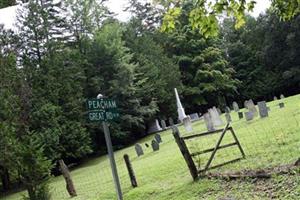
151 140 159 151
134 144 144 157
169 117 174 126
245 111 254 121
232 101 239 112
154 133 162 143
204 113 215 131
225 113 232 123
257 101 268 118
238 112 243 119
279 102 285 108
161 119 166 130
183 116 193 132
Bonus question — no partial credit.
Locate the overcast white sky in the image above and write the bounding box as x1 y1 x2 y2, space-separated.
0 0 271 30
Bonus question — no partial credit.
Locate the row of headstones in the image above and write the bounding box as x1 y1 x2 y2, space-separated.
135 133 162 157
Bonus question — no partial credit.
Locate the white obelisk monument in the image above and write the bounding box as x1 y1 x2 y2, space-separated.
174 88 187 122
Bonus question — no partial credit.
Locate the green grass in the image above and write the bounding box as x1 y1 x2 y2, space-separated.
2 95 300 200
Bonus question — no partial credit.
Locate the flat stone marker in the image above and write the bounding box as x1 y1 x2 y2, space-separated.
161 119 166 130
225 113 232 123
151 140 159 151
189 113 199 121
232 101 239 112
280 94 285 99
238 112 243 119
168 117 174 126
183 116 193 132
204 113 215 131
135 144 144 157
258 101 268 118
245 111 254 121
154 133 162 143
279 102 285 108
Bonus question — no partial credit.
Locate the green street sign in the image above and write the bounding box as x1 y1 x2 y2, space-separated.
86 98 119 122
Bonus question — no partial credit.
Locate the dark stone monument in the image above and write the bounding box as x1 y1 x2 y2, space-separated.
279 102 285 108
257 101 268 118
151 140 159 151
135 144 144 157
238 112 243 119
154 133 162 143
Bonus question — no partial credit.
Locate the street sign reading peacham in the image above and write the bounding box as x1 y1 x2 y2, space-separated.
87 98 120 122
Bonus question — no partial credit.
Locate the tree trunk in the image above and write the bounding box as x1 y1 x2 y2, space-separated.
0 166 10 191
58 159 77 197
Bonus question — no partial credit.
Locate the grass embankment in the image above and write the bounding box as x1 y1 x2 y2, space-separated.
2 95 300 200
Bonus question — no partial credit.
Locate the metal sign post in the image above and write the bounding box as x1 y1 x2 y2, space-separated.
86 97 122 200
102 121 123 200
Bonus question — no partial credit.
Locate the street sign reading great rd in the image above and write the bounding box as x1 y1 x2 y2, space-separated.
87 98 119 122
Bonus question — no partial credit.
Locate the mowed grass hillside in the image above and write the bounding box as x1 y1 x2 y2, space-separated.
2 95 300 200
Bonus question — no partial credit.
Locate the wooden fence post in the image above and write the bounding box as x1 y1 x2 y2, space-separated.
171 126 198 181
123 154 138 187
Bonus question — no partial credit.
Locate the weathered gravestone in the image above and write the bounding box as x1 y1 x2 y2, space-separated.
135 144 144 157
225 106 231 113
245 111 254 121
238 112 243 119
161 119 167 130
225 113 232 123
244 100 248 108
280 94 285 99
232 101 239 112
274 96 278 101
246 99 258 116
151 140 159 151
183 116 193 132
147 119 162 134
209 107 223 127
279 102 285 108
154 133 162 143
168 117 174 126
189 113 200 121
203 113 215 131
217 108 222 115
257 101 268 118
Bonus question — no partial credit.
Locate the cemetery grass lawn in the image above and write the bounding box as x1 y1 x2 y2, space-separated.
2 95 300 200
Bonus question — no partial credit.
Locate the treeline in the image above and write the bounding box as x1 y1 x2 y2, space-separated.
1 0 300 199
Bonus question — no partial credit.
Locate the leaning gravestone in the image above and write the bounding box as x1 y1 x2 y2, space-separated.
161 119 167 130
154 133 162 143
183 116 193 132
232 101 239 112
151 140 159 151
204 113 215 131
238 112 243 119
257 101 268 118
189 113 200 121
147 119 162 134
225 113 232 123
168 117 174 126
135 144 144 157
279 102 285 108
280 94 285 99
245 111 254 121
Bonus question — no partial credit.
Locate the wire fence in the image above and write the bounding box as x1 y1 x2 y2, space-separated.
1 96 300 200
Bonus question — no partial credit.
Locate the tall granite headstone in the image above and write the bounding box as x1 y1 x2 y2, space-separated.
232 101 239 112
135 144 144 157
257 101 268 118
151 140 159 151
204 113 215 131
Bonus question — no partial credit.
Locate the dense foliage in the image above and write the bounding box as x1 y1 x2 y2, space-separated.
1 0 300 198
